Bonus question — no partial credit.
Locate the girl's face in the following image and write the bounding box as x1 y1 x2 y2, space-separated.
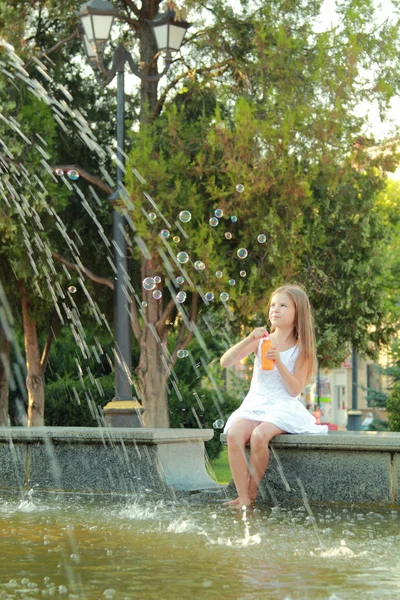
269 292 296 329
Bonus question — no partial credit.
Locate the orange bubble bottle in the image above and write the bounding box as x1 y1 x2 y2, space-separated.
261 333 274 370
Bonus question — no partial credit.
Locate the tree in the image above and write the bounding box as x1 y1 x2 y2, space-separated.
2 0 400 428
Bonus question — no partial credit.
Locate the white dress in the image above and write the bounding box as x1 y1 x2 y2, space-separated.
224 340 329 435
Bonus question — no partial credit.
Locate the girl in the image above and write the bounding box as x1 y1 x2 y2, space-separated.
220 284 328 507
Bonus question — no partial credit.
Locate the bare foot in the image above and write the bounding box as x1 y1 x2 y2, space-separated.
222 498 241 506
233 497 253 509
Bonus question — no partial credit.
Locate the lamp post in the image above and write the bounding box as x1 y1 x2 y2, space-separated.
347 347 363 431
77 0 189 427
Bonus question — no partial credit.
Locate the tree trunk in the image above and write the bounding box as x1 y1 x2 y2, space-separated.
0 330 10 426
137 328 169 427
20 282 45 427
139 2 161 122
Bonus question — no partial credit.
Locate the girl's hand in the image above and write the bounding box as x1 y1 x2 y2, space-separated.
247 327 268 341
265 346 282 366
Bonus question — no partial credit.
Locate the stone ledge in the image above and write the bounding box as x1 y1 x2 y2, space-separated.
221 431 400 507
0 426 214 444
0 427 220 496
220 431 400 451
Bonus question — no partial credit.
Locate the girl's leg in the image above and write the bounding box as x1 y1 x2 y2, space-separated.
224 418 260 507
248 422 286 501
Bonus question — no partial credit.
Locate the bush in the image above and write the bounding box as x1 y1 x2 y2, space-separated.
44 373 114 426
387 382 400 432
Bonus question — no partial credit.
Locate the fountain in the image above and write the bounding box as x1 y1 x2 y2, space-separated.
1 22 400 600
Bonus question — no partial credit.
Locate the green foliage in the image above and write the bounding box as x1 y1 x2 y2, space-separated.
387 382 400 432
44 373 114 427
167 330 240 460
367 418 389 432
3 0 400 429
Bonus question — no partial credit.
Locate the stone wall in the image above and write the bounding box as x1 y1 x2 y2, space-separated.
222 431 400 508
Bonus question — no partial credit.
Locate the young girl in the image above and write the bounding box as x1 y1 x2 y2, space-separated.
220 284 328 507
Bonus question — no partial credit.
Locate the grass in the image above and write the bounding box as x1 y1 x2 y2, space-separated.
208 446 231 484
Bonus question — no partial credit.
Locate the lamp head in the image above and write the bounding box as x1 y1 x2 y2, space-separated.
77 0 118 59
148 10 190 55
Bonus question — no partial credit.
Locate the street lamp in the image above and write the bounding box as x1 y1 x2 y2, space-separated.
77 0 189 427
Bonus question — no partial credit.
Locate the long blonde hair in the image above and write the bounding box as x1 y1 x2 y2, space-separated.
267 284 316 383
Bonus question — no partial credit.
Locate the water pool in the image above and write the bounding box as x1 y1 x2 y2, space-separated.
0 492 399 600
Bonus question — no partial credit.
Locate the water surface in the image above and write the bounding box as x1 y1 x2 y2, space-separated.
0 492 399 599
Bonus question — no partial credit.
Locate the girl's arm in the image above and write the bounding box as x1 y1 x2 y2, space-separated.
265 347 310 397
220 327 267 368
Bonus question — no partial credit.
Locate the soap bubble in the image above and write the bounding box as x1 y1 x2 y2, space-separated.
194 260 206 271
154 276 161 284
225 232 233 240
213 419 224 429
257 234 267 243
54 168 64 176
177 252 189 264
177 349 189 358
160 229 170 238
229 279 236 286
176 291 187 303
215 271 223 278
68 286 77 293
176 276 185 285
230 215 238 222
152 290 162 300
173 236 180 243
214 208 223 218
179 210 192 223
236 184 244 193
220 292 229 302
67 169 79 180
205 292 214 301
142 301 148 308
209 217 219 227
240 270 247 277
142 277 156 291
149 212 157 220
237 248 248 259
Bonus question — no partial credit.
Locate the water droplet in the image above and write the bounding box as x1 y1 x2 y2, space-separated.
149 212 157 220
213 419 224 429
205 292 214 301
237 248 248 259
142 277 156 291
194 260 205 270
173 236 180 243
160 229 170 238
209 217 219 227
236 184 244 193
230 215 238 223
229 279 236 286
67 169 79 180
152 290 162 300
68 286 77 293
154 276 161 284
214 208 223 218
220 292 229 302
177 349 189 358
176 276 185 285
225 232 232 240
257 234 267 243
179 210 192 223
215 271 223 278
177 252 189 264
176 291 187 303
54 168 64 176
240 270 247 277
